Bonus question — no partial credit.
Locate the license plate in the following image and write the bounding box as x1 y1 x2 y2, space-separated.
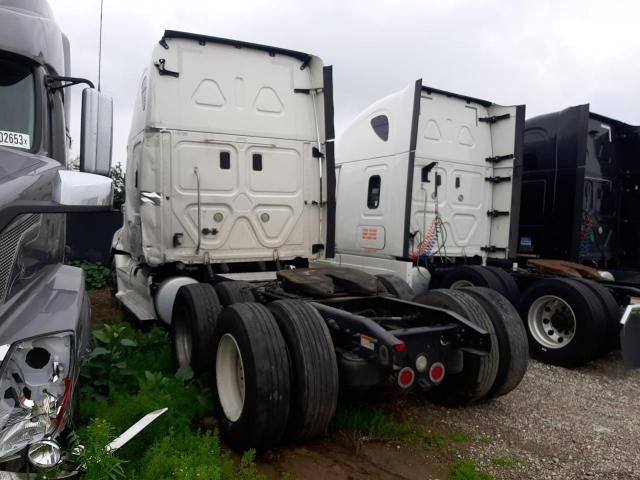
0 130 30 149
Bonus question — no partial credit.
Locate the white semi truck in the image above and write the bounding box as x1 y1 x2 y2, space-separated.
330 80 523 294
329 81 640 369
112 31 528 450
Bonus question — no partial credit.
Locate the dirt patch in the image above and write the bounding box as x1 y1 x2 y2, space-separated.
260 435 450 480
89 288 124 325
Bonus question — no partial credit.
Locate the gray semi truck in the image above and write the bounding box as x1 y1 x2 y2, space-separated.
0 0 114 474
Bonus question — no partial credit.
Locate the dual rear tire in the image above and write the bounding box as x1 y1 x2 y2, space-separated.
519 278 613 367
439 267 620 367
439 265 520 307
414 288 528 405
172 283 338 450
213 303 292 450
213 300 339 450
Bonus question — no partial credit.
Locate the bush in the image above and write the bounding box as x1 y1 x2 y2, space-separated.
80 324 170 402
69 260 111 290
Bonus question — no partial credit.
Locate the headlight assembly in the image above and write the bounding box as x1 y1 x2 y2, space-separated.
0 333 74 461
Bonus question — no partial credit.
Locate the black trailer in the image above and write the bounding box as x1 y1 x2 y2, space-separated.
432 106 640 369
519 104 640 280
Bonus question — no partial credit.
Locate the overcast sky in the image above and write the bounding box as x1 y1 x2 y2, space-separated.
51 0 640 166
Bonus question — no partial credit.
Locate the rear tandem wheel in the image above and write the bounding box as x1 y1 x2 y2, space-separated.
215 281 256 307
212 303 292 450
171 283 223 373
439 265 519 306
461 287 528 398
519 278 608 367
414 289 499 406
268 300 339 442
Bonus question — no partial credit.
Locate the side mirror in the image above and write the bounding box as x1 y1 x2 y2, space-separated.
80 89 113 176
0 171 113 233
53 171 113 207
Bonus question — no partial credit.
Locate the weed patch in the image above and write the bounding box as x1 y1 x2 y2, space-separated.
450 458 495 480
68 260 111 290
332 405 471 451
78 321 260 478
136 430 264 480
332 406 417 441
75 418 127 480
80 323 170 402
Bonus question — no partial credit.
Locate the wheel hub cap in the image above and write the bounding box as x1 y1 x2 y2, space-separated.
216 334 246 422
528 295 577 349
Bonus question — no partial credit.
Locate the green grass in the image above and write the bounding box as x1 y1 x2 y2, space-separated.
450 458 495 480
491 454 525 466
82 301 478 479
138 431 263 480
449 431 470 442
78 321 263 479
332 405 470 451
332 406 417 441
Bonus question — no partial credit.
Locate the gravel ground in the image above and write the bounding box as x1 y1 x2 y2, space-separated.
415 352 640 480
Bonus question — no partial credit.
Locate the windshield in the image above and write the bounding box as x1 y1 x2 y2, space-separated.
0 55 35 150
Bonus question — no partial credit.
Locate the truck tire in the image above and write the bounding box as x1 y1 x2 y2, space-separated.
268 300 339 442
376 274 415 301
213 303 291 450
171 284 223 373
484 266 521 307
519 279 607 367
461 287 528 399
215 281 256 307
440 266 513 303
572 279 621 352
413 289 499 405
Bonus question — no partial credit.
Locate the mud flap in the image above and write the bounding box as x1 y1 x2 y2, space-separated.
620 304 640 369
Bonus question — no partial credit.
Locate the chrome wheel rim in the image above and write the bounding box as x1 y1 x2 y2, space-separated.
216 333 246 422
528 295 576 349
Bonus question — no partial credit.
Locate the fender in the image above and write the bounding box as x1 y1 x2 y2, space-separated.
154 276 199 324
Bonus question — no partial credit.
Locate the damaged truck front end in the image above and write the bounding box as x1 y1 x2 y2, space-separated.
0 0 116 473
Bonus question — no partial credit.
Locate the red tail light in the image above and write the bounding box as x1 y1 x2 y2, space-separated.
429 362 445 383
397 367 415 388
393 341 406 353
